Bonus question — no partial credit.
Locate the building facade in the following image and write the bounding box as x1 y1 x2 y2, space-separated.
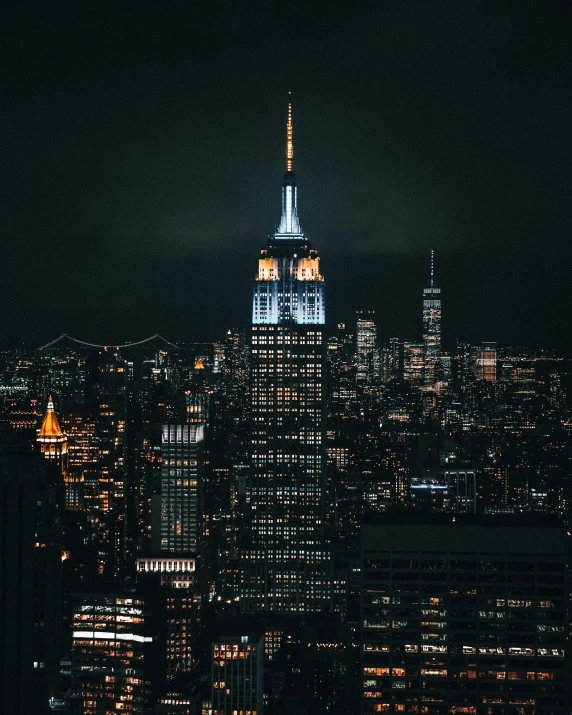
473 342 498 382
159 423 205 554
70 593 151 714
403 343 425 386
211 635 264 715
361 518 568 714
241 103 331 613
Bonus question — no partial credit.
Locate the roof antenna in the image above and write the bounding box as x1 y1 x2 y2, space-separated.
286 92 293 173
430 249 435 287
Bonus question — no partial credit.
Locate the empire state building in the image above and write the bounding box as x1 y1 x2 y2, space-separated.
240 103 331 613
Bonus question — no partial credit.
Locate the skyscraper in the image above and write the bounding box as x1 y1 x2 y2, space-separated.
241 101 331 613
97 351 128 579
223 328 249 415
403 342 425 385
356 311 377 386
158 424 205 554
422 250 442 385
473 341 497 382
63 404 99 511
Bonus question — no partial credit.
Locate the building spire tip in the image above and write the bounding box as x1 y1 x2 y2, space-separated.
286 99 293 173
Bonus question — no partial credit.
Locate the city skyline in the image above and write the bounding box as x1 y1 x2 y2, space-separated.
2 4 572 714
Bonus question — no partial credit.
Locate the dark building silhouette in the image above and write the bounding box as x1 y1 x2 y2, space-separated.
0 432 62 714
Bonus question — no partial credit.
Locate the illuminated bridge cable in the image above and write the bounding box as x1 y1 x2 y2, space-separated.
37 333 179 350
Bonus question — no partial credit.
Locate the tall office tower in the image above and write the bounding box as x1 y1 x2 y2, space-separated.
356 311 377 385
403 342 425 385
156 424 205 554
37 395 68 460
97 351 128 578
0 433 62 715
455 340 472 388
241 102 331 613
223 328 249 413
361 517 568 714
98 351 127 490
137 555 203 686
211 635 264 715
66 405 98 468
64 404 99 511
473 341 498 382
422 250 442 385
70 593 151 714
386 337 403 382
329 323 358 416
142 425 205 691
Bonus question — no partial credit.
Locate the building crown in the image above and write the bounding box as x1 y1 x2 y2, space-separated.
38 396 64 438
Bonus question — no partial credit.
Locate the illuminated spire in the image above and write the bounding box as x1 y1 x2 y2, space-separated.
37 396 67 460
39 396 64 438
286 99 294 172
276 95 303 237
430 250 435 287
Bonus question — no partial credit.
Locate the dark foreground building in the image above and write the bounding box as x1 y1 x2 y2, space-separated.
0 433 62 715
361 516 568 714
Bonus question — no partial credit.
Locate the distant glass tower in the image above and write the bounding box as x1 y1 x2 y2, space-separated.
241 101 331 613
422 250 442 385
473 341 497 382
356 311 377 385
403 342 425 385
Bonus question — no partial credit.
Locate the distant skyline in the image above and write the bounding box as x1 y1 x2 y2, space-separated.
3 2 571 349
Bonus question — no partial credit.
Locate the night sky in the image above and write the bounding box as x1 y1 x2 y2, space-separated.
3 2 571 350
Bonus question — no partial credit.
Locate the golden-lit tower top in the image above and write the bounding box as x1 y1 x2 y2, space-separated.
286 98 294 172
37 396 68 460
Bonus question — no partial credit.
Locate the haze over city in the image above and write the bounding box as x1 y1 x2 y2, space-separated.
3 2 571 348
